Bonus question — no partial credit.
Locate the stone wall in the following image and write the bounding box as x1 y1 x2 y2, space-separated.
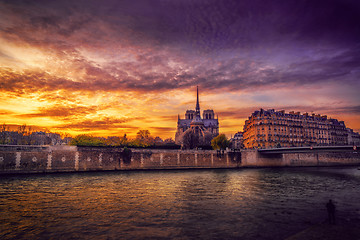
0 145 359 174
0 145 240 174
241 149 360 167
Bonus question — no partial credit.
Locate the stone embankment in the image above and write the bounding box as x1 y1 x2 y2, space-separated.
0 145 240 174
0 145 359 174
242 149 360 167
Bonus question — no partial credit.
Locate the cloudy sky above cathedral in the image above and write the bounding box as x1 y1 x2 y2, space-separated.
0 0 359 137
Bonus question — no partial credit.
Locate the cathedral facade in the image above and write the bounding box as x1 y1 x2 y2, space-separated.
175 87 219 148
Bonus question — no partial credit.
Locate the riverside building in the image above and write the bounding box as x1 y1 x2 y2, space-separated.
175 87 219 147
347 128 360 145
231 132 244 149
243 109 351 149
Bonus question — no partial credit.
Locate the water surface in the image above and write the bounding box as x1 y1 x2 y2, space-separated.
1 167 360 239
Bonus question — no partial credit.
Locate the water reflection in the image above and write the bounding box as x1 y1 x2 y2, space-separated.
1 167 360 239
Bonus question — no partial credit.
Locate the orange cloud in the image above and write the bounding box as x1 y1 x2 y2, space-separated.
0 0 359 139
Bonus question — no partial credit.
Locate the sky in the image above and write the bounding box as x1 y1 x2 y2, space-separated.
0 0 359 138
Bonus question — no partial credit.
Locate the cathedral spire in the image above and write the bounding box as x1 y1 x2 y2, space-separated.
196 86 200 117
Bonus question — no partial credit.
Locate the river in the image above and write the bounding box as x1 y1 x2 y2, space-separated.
1 167 360 239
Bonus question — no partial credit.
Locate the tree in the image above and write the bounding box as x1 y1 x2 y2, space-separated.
1 124 8 132
70 134 106 146
60 132 72 139
133 130 154 147
211 134 230 150
106 136 122 146
18 124 27 135
164 138 175 144
17 124 33 145
0 124 10 144
136 130 150 140
154 136 163 145
182 131 199 149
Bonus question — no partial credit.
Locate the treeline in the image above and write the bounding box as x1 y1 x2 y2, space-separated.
70 130 179 149
70 131 231 150
0 124 66 145
0 124 232 150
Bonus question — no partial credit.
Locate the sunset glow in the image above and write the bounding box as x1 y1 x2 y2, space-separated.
1 0 359 139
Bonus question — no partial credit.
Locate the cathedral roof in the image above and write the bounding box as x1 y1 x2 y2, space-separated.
190 115 204 126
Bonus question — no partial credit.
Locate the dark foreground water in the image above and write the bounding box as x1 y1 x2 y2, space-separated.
1 167 360 240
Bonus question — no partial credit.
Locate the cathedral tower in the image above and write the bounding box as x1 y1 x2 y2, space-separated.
175 87 219 148
195 86 200 118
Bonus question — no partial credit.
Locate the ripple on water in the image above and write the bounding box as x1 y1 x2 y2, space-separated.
1 167 360 239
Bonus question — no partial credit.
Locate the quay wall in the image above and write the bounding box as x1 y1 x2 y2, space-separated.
0 145 359 174
241 150 360 167
0 145 240 174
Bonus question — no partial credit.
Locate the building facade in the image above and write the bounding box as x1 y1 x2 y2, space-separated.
175 87 219 147
230 132 244 149
347 128 360 145
243 109 351 149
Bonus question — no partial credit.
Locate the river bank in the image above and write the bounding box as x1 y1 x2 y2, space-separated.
0 145 359 174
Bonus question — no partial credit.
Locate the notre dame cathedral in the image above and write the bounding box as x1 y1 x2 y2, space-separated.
175 87 219 148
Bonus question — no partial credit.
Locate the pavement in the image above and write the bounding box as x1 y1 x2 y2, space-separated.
286 218 360 240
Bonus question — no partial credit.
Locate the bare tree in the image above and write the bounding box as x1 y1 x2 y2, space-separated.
182 131 199 149
0 124 9 144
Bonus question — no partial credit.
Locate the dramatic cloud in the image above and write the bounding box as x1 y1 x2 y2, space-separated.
17 105 99 119
0 0 359 137
55 117 142 131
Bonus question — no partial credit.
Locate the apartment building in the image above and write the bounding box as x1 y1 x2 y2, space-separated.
243 109 349 149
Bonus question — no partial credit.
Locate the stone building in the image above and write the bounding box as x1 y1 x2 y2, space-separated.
347 128 360 145
175 87 219 148
230 132 244 149
243 109 351 149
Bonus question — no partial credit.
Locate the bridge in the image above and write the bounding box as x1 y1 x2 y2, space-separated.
258 145 359 154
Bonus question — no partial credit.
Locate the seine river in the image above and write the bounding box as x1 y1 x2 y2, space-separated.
1 167 360 240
